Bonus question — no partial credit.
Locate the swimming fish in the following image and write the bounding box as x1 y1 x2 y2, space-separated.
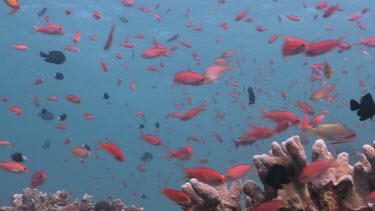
54 72 64 80
247 87 255 105
350 93 375 121
306 122 357 144
39 108 54 120
140 152 153 162
40 51 66 64
11 152 27 162
264 164 291 189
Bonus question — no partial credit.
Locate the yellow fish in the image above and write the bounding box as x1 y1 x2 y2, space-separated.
3 0 20 14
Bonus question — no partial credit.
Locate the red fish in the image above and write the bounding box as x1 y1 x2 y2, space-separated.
142 48 171 59
12 44 28 50
304 38 343 57
65 94 81 104
95 141 124 162
323 1 341 18
9 106 23 115
33 24 65 35
104 24 116 50
30 171 47 188
357 37 375 48
234 10 249 21
140 134 163 146
299 160 336 183
234 125 275 148
310 86 336 101
182 166 225 186
173 71 206 86
73 31 81 43
261 109 300 126
0 161 29 174
224 164 253 181
254 201 286 211
163 145 193 161
72 145 91 164
180 107 205 121
294 100 314 115
282 40 308 57
161 188 191 204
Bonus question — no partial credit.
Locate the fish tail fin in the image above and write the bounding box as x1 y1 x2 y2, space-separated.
40 52 47 58
233 139 241 149
350 99 360 111
93 139 103 150
33 25 40 32
162 145 174 159
260 109 268 121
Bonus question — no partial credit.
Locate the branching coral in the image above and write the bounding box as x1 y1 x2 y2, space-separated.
177 135 375 211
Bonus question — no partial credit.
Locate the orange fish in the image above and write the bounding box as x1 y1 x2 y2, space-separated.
0 161 29 174
71 145 91 164
95 141 124 162
33 24 65 35
224 164 253 181
163 145 193 161
180 107 206 121
294 100 315 115
173 71 206 86
203 63 239 83
310 86 336 101
182 166 225 186
299 160 336 183
140 134 163 146
234 124 275 148
261 109 300 126
282 40 308 57
66 94 81 104
30 171 47 188
304 38 343 57
9 106 23 115
322 1 341 18
273 121 292 134
254 201 286 211
3 0 20 14
161 188 191 204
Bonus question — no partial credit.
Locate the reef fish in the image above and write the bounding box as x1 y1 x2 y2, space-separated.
247 87 255 105
40 51 66 64
350 93 375 121
306 122 357 144
0 161 29 174
30 170 47 188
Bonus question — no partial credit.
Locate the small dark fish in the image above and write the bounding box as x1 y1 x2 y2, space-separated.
247 87 255 105
58 114 68 121
138 124 145 129
165 33 179 42
139 193 147 199
39 108 54 120
42 141 50 149
103 93 110 100
119 16 128 23
38 7 47 17
11 152 27 162
140 152 153 162
350 93 375 121
83 144 91 151
155 122 160 128
40 51 66 64
54 72 64 80
264 164 292 189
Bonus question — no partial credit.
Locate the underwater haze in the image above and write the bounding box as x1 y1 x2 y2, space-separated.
0 0 375 210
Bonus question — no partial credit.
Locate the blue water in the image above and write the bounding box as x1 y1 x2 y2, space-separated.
0 0 374 210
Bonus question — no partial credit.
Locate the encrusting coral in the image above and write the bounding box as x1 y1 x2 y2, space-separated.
177 135 375 211
0 188 144 211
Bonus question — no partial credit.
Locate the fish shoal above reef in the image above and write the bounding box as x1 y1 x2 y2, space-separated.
0 188 144 211
175 135 375 211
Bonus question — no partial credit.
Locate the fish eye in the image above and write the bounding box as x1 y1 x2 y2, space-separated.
58 27 62 30
24 168 28 171
301 44 306 46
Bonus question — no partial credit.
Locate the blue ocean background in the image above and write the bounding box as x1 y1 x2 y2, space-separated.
0 0 374 210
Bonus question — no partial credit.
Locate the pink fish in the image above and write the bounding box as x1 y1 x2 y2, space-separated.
33 24 65 35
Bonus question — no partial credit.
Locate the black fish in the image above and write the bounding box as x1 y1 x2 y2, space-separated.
140 152 153 162
247 87 255 105
11 152 27 162
42 141 50 149
83 144 91 151
54 72 64 80
59 114 68 121
350 93 375 121
40 51 66 64
138 124 145 129
166 33 179 42
155 122 160 128
39 108 54 120
103 92 110 100
264 164 292 189
38 7 47 17
119 16 128 23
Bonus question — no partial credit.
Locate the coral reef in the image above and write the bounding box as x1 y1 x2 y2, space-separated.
177 135 375 211
0 188 144 211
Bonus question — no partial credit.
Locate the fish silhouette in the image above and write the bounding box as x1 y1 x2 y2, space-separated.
247 87 255 105
40 51 66 64
350 93 375 121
